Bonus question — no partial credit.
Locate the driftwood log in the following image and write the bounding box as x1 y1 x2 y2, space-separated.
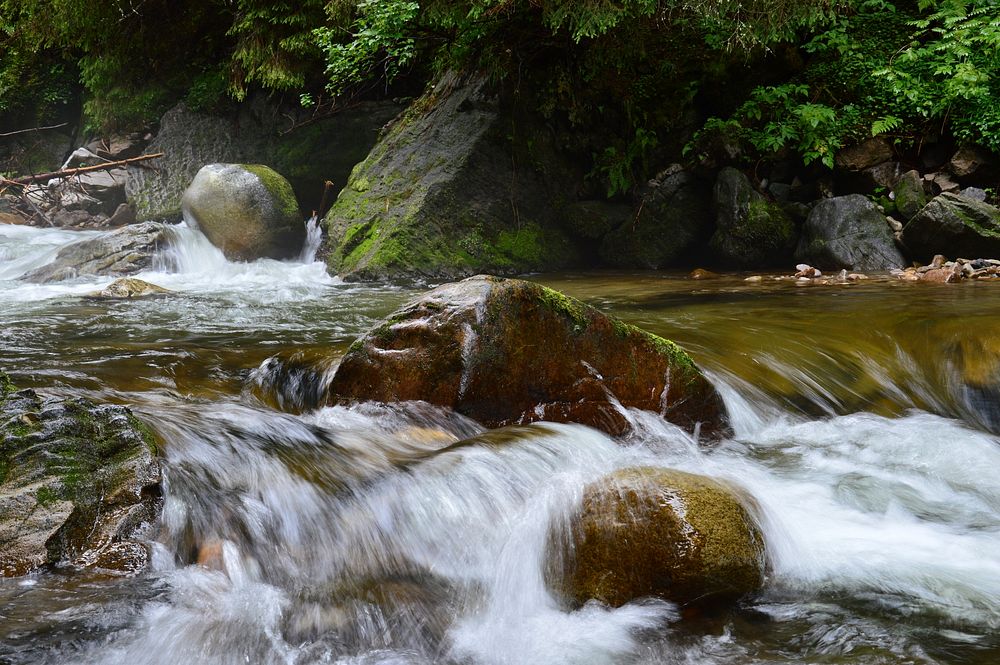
0 153 164 188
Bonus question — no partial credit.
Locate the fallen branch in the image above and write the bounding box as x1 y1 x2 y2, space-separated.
0 122 69 138
0 153 164 187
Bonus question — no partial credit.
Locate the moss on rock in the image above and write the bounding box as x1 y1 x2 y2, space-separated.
561 466 767 608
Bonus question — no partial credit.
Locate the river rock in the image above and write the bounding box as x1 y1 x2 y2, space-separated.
795 195 906 271
181 163 303 261
900 193 1000 262
22 222 176 283
327 276 727 437
893 170 927 221
948 145 999 183
88 277 170 299
600 169 712 269
709 167 796 268
126 100 400 221
324 73 583 280
0 374 160 576
561 467 766 608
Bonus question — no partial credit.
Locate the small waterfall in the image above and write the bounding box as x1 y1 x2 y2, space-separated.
299 215 322 263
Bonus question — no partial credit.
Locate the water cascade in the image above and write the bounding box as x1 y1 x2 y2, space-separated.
1 224 998 664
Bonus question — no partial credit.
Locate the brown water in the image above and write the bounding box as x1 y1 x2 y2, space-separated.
1 224 999 665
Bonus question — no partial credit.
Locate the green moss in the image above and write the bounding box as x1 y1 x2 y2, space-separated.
537 285 591 333
243 164 300 219
351 176 371 193
35 486 60 507
495 227 546 265
0 370 14 400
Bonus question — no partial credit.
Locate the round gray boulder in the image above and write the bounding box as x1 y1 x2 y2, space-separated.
181 163 304 261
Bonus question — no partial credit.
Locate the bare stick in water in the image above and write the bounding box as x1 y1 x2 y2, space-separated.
0 153 165 187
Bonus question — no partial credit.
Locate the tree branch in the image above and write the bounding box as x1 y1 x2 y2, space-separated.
0 153 164 187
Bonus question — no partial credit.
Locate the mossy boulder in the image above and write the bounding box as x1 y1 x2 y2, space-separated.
327 276 727 437
600 170 713 269
182 163 304 261
22 222 176 283
0 383 161 576
709 167 797 268
560 467 767 608
893 169 927 221
324 74 584 281
795 195 906 271
900 192 1000 262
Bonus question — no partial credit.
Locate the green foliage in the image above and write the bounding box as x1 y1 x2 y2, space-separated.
591 127 659 196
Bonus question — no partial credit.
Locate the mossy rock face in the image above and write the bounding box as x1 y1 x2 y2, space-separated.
324 74 584 281
562 467 767 608
709 167 797 268
327 276 727 437
0 386 161 577
893 169 927 221
901 192 1000 262
182 163 303 261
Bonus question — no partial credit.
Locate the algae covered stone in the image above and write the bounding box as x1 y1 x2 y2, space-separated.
562 466 767 608
182 163 304 261
901 192 1000 262
327 276 727 437
0 384 161 576
709 167 797 268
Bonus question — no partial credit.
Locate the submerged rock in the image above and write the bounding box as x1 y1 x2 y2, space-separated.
900 193 1000 262
795 195 906 271
181 163 303 261
22 222 175 283
0 374 161 576
709 167 797 268
560 467 767 608
88 277 170 299
327 276 727 437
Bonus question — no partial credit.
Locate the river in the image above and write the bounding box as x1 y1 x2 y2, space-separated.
1 222 998 664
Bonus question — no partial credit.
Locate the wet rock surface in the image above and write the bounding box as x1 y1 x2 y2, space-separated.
327 276 727 437
709 167 797 268
561 466 767 608
0 373 161 576
22 222 176 283
181 163 303 261
88 277 171 299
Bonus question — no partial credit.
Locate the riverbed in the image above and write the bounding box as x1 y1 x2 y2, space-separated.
1 222 998 664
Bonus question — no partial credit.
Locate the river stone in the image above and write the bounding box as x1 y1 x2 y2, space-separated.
0 374 160 576
88 277 170 299
709 167 796 268
22 222 176 283
125 100 401 221
900 193 1000 262
600 170 712 269
562 467 767 608
835 137 893 171
327 276 727 437
324 73 583 281
795 195 906 271
181 163 303 261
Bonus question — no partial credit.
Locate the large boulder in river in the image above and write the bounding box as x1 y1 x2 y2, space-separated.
22 222 175 283
181 163 303 261
125 100 401 221
0 373 161 576
327 276 727 437
709 167 796 268
600 169 712 269
795 195 905 270
324 73 584 281
560 467 767 608
900 192 1000 262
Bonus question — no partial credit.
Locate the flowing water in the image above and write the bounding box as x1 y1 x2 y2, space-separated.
1 222 998 664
